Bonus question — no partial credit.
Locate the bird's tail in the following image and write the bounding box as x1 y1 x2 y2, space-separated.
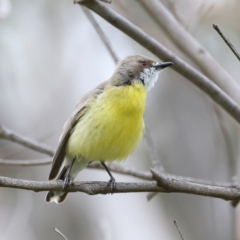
45 158 88 204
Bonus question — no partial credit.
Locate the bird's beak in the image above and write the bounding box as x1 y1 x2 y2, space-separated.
154 62 174 70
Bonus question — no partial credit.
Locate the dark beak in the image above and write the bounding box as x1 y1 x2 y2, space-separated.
154 62 174 70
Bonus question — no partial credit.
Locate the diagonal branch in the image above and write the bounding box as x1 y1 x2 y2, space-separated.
174 220 185 240
0 125 54 156
144 119 164 170
151 169 240 201
88 162 152 180
138 0 240 104
54 228 68 240
78 0 240 125
82 7 119 63
213 24 240 62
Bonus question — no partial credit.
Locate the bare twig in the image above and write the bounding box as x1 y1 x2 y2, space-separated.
151 169 240 201
213 24 240 62
146 192 158 201
0 158 52 166
82 7 119 63
79 1 240 126
54 228 68 240
1 157 239 189
144 119 164 171
174 220 185 240
88 162 152 180
0 177 162 194
0 125 54 156
1 173 240 201
138 0 240 105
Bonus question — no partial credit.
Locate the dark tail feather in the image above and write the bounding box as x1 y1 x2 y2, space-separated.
45 191 68 203
45 167 69 204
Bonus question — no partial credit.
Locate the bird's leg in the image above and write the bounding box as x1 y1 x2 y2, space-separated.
62 158 76 191
101 162 116 193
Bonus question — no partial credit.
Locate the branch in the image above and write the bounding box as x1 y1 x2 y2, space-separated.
174 220 185 240
213 24 240 62
88 162 152 180
0 176 162 194
78 0 240 126
0 158 52 166
151 169 240 201
1 174 240 202
0 125 54 156
138 0 240 105
144 119 164 171
1 157 238 189
54 228 68 240
82 7 119 63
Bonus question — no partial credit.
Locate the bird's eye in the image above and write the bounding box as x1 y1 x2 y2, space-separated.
140 61 147 67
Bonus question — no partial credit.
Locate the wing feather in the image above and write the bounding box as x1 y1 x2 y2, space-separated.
48 80 109 180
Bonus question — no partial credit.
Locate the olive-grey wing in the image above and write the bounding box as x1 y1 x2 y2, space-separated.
48 106 86 180
48 80 110 180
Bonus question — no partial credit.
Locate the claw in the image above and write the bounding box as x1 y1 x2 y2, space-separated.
62 158 76 191
62 174 71 191
101 162 116 193
107 177 116 193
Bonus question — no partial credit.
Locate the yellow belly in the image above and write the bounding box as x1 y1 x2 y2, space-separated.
66 82 146 162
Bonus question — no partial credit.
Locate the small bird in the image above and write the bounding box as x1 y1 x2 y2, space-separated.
46 55 173 203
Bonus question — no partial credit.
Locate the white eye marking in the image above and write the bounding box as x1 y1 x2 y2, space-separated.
139 66 160 90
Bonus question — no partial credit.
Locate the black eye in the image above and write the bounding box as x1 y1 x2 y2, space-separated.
140 61 146 67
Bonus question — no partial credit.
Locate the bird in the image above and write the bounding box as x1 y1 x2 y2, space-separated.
45 55 173 203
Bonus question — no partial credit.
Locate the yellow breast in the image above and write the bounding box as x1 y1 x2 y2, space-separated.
66 82 146 162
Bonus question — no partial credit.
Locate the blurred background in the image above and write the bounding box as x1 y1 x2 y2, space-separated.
0 0 240 239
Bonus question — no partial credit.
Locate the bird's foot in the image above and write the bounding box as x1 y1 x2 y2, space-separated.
107 177 116 193
62 177 71 191
62 170 71 191
62 158 75 191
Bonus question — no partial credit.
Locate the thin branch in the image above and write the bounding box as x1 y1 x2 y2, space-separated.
138 0 240 105
213 24 240 62
88 162 152 180
82 7 119 63
144 119 164 171
151 169 240 201
0 125 54 156
0 158 52 166
78 0 240 126
1 174 240 201
0 156 153 180
173 220 185 240
0 177 162 194
147 192 158 201
54 228 68 240
1 157 239 189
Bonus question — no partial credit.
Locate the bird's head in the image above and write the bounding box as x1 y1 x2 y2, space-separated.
112 55 173 90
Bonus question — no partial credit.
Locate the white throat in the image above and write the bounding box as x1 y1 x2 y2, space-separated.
139 66 160 90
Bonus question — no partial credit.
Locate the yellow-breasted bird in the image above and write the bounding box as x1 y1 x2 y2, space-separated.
46 55 173 203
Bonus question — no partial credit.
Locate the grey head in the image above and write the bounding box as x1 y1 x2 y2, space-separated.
111 55 173 90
